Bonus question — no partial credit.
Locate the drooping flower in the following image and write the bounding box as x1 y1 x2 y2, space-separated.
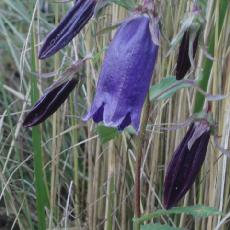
175 29 200 80
23 78 77 127
168 3 203 80
83 14 159 132
163 120 211 209
39 0 96 59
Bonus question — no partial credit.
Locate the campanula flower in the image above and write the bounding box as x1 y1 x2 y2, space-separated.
39 0 96 59
23 78 77 127
163 120 211 209
168 3 203 80
83 14 159 132
176 29 200 80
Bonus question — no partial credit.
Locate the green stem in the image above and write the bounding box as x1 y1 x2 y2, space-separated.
31 7 47 230
134 99 150 230
70 93 81 226
193 0 228 112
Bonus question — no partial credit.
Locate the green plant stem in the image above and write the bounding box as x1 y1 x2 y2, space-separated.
31 17 46 230
134 99 150 230
193 0 228 112
69 93 81 226
105 142 115 230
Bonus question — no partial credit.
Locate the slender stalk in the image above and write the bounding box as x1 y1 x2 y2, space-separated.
104 141 115 230
49 4 61 227
31 9 46 230
193 0 228 112
92 139 101 229
134 99 150 230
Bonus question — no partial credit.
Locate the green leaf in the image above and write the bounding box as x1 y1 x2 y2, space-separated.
31 12 48 230
166 205 223 217
141 223 184 230
94 0 138 16
134 205 223 224
196 0 208 13
149 76 192 101
96 125 119 144
193 0 228 113
110 0 137 10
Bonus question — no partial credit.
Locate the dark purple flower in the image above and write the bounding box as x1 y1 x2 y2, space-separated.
163 120 211 209
176 29 200 80
39 0 96 59
83 15 159 132
23 78 77 127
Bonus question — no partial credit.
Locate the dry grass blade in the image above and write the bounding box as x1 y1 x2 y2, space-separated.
0 0 229 229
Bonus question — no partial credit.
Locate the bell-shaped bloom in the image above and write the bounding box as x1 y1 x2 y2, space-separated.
176 29 200 80
39 0 96 59
163 120 211 209
23 78 77 127
83 15 159 132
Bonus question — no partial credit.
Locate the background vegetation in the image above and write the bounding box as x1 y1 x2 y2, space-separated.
0 0 229 229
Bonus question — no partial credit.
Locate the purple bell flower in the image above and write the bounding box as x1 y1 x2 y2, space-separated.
39 0 96 59
176 29 200 80
83 15 159 132
163 120 211 209
23 78 77 127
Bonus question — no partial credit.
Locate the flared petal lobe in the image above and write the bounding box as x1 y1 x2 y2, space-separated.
39 0 96 59
163 121 211 209
23 79 77 127
84 15 159 132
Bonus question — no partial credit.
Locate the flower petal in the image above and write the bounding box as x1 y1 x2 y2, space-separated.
23 78 77 127
39 0 96 59
84 15 159 132
163 122 210 209
176 29 200 80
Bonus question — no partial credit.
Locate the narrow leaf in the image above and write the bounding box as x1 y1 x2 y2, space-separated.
110 0 137 10
193 0 228 112
141 223 184 230
30 16 47 230
149 76 192 101
134 205 223 224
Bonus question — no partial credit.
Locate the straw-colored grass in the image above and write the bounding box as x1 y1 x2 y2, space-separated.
0 0 229 229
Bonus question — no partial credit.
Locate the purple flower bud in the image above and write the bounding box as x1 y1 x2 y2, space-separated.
176 29 200 80
23 79 77 127
39 0 96 59
83 15 159 132
163 120 211 209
